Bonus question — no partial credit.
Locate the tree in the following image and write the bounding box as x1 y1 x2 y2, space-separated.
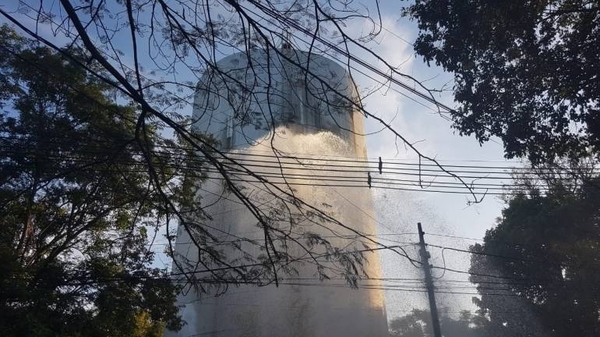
388 309 482 337
389 309 430 337
406 1 600 163
0 25 182 336
469 171 600 336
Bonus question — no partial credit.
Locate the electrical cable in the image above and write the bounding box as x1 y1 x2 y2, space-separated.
426 243 551 265
2 134 594 178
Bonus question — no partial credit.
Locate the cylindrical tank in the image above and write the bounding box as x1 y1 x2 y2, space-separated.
168 47 387 337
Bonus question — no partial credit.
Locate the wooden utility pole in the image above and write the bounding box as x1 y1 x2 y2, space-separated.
418 222 442 337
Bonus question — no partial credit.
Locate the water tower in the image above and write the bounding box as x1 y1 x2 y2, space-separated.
167 47 388 337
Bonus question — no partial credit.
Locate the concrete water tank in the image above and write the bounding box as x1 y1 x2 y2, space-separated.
168 47 388 337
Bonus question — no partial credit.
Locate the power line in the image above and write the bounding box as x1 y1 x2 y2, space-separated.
7 1 597 200
2 134 594 177
426 233 485 242
0 151 578 197
430 265 542 282
1 145 586 191
241 1 454 113
426 244 551 265
1 1 523 204
17 0 449 127
0 41 592 195
4 270 523 297
1 138 580 185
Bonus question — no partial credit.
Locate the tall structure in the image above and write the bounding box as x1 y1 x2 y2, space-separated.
168 47 388 337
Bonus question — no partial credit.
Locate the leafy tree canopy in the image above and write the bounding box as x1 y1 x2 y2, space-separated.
406 1 600 163
469 172 600 336
388 309 482 337
0 25 182 336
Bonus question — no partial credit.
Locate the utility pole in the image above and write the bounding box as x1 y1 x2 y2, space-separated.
418 222 442 337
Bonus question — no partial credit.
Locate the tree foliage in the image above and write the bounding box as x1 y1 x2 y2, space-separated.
0 25 182 336
388 309 482 337
469 172 600 336
406 0 600 163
